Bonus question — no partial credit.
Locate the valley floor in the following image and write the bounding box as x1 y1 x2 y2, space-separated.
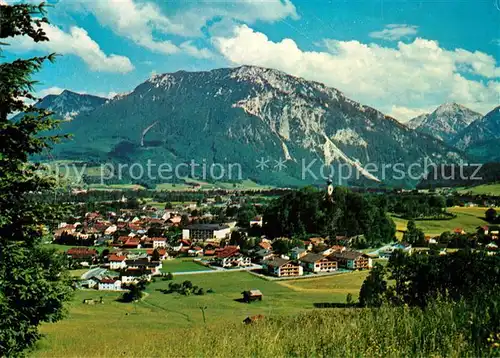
33 268 489 357
33 271 365 357
34 207 494 357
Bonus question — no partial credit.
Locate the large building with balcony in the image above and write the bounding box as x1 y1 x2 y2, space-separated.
262 257 303 277
299 253 338 273
329 251 372 270
182 224 230 242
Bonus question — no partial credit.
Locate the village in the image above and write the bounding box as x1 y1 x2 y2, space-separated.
54 192 499 293
59 207 375 291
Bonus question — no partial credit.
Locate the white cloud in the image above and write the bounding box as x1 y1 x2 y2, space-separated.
38 87 65 98
69 0 296 57
454 49 500 78
213 24 500 120
177 0 299 36
369 24 418 41
77 0 181 54
388 106 433 122
8 23 134 73
180 41 213 59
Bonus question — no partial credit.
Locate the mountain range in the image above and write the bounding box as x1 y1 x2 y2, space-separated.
455 106 500 161
407 104 500 162
30 90 108 121
25 66 499 187
406 103 483 145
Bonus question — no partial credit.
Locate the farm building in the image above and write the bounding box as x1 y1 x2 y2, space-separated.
242 289 263 303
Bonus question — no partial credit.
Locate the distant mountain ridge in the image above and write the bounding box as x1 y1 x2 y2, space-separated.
407 103 483 145
455 106 500 148
31 66 468 186
454 106 500 161
406 113 428 130
29 90 107 121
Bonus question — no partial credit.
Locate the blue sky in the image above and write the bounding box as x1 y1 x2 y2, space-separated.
3 0 500 120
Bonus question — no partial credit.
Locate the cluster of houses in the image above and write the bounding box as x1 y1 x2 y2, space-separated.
72 247 166 291
54 206 236 248
476 226 499 254
58 206 376 285
417 226 499 255
260 244 372 278
198 237 373 277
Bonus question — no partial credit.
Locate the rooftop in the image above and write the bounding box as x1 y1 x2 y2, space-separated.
330 250 366 260
187 224 230 230
262 257 290 268
299 253 327 263
242 289 263 297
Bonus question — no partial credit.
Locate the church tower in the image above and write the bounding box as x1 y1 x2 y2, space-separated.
326 177 334 202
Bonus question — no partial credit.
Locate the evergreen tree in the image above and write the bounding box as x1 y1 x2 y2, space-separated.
180 214 190 227
485 208 497 223
121 284 144 303
151 248 161 262
403 220 426 246
0 3 73 355
359 264 388 307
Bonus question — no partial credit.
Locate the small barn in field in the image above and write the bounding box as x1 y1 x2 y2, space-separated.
241 289 263 303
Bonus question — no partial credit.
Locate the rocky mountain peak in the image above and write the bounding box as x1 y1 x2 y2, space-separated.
36 90 107 121
408 103 482 144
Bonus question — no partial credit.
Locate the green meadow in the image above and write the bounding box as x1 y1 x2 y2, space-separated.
45 244 111 254
32 269 490 357
33 271 364 357
392 206 490 238
278 271 370 298
160 259 212 273
457 184 500 196
155 179 273 191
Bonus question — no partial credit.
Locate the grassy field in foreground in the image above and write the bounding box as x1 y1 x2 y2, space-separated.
161 259 212 273
391 206 490 238
33 280 489 357
33 271 366 357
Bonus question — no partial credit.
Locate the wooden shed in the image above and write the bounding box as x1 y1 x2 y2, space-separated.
242 289 263 303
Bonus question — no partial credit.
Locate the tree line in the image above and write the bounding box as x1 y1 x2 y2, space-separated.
359 250 500 351
262 186 396 248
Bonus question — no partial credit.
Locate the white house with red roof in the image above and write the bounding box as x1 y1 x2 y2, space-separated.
123 237 141 249
188 246 203 257
108 254 127 270
151 237 167 249
98 278 122 291
213 246 251 268
146 248 169 260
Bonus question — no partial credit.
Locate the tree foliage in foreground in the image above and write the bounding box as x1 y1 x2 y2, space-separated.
0 3 73 356
359 263 387 308
360 250 500 308
359 250 500 348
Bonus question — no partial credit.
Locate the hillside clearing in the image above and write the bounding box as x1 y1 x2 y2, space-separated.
33 271 361 357
391 206 490 237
